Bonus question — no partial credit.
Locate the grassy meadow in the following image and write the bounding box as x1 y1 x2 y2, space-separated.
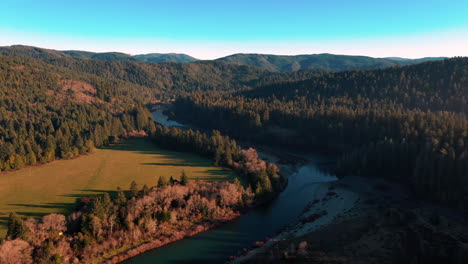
0 139 236 236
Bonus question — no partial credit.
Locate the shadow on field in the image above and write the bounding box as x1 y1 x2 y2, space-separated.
0 191 117 231
0 139 233 232
8 203 72 209
141 162 203 167
102 138 233 180
100 138 161 153
101 139 210 165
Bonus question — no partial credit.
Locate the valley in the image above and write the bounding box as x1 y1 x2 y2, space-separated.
0 44 466 264
1 1 467 263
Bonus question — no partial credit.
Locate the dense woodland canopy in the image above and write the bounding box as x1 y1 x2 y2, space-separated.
0 55 156 172
0 46 326 100
0 46 325 173
172 58 468 212
216 53 446 72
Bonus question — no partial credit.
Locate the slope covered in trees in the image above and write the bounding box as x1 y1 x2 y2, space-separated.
172 58 468 212
0 46 327 100
0 54 155 172
216 53 446 72
134 53 199 63
62 50 199 63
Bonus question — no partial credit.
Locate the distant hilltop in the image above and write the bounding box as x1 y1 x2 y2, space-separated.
215 53 448 72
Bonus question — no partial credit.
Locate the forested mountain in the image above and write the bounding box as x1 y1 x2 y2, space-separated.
134 53 199 63
62 50 140 62
216 53 447 72
0 46 328 172
172 58 468 212
0 46 326 99
0 54 156 172
63 50 199 63
3 46 198 64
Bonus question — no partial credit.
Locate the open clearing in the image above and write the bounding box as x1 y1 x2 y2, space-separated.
0 139 236 236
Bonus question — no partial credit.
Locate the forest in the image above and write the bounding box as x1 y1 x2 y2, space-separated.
0 45 326 100
171 58 468 213
0 55 157 172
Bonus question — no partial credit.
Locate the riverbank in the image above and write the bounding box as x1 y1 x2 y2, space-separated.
102 215 239 264
117 107 339 264
232 176 411 263
115 148 302 264
233 173 468 263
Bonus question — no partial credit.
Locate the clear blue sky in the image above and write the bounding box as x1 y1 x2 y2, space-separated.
1 0 467 59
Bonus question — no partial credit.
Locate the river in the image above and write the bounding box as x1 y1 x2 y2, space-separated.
122 109 337 263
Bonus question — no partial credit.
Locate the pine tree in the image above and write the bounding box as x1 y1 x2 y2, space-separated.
115 187 127 206
169 176 175 186
129 180 138 197
180 170 188 186
141 184 149 196
6 212 28 240
157 176 167 187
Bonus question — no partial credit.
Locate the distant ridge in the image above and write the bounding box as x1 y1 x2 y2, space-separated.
216 53 447 72
134 53 198 63
63 50 198 63
0 45 446 72
62 50 140 62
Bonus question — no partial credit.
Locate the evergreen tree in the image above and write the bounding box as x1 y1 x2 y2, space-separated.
157 176 167 188
129 180 138 197
180 170 188 186
141 184 149 196
115 187 127 206
6 212 28 240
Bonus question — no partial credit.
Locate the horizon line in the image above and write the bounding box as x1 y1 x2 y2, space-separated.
0 44 454 61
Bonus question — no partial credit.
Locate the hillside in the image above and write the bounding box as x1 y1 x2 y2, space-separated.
0 53 156 174
216 53 447 72
0 46 326 99
62 50 140 62
63 50 199 63
134 53 198 63
2 45 198 64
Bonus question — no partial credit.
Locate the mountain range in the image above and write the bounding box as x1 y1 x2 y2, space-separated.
0 45 446 72
216 53 447 72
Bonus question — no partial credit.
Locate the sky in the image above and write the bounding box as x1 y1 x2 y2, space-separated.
1 0 467 59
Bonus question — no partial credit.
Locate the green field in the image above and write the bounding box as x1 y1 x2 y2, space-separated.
0 139 236 236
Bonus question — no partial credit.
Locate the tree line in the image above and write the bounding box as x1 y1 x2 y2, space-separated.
1 177 253 263
149 124 283 198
